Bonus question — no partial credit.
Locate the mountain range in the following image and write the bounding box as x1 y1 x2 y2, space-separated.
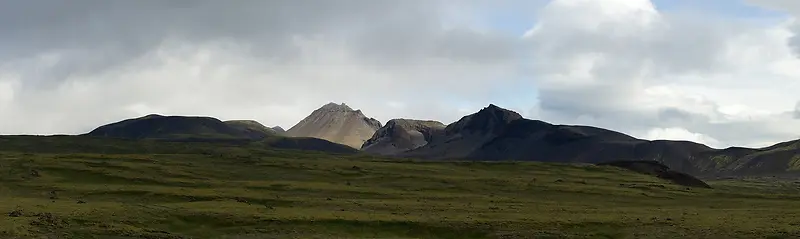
80 102 800 178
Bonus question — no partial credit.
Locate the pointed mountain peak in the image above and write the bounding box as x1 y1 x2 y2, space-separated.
287 102 381 148
271 126 286 132
445 104 523 134
319 102 354 112
475 104 523 122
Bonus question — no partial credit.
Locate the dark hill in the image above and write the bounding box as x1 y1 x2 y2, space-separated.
402 105 526 159
259 136 358 154
224 120 280 138
86 115 253 140
395 105 719 176
387 104 800 177
598 160 711 188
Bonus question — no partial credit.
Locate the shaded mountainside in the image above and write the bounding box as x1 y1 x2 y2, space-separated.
271 126 287 135
693 141 800 177
224 120 280 138
361 119 445 155
86 114 256 140
287 103 382 148
385 104 800 177
83 115 357 153
598 160 711 188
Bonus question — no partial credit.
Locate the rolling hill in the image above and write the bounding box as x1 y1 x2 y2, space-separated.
86 114 256 141
223 120 281 138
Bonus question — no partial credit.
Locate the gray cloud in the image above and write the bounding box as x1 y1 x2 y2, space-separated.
0 0 525 135
747 0 800 56
0 1 445 87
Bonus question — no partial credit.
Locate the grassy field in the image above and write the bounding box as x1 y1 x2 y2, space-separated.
2 137 800 238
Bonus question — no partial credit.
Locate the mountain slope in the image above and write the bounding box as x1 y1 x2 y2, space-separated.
287 103 382 148
271 126 287 135
84 115 358 153
86 114 255 140
402 104 527 159
361 119 445 155
390 104 800 177
224 120 280 138
597 160 711 188
395 105 720 175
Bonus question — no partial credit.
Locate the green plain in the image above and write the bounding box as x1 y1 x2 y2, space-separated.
1 136 800 238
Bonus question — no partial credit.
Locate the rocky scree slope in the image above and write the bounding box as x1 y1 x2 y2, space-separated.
286 103 382 149
361 119 445 155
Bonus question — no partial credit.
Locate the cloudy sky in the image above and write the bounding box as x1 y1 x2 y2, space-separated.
2 0 800 148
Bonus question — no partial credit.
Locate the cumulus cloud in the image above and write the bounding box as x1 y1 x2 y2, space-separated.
526 0 800 148
1 0 799 149
644 127 721 148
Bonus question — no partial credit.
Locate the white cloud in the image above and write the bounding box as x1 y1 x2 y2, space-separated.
525 0 800 148
644 127 722 148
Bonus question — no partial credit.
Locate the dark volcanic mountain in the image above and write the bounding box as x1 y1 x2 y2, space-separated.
287 103 382 148
392 105 721 175
402 104 528 158
86 114 257 140
361 119 445 155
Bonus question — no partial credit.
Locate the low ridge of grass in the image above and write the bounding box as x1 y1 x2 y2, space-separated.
1 136 800 238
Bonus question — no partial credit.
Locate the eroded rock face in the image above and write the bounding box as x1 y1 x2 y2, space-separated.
286 103 382 149
361 119 445 155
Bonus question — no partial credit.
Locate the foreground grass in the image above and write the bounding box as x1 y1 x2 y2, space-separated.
1 141 800 238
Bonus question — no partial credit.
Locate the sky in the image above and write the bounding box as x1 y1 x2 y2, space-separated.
2 0 800 149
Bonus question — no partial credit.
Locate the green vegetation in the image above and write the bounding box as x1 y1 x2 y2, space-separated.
2 136 800 238
709 155 733 169
789 155 800 171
